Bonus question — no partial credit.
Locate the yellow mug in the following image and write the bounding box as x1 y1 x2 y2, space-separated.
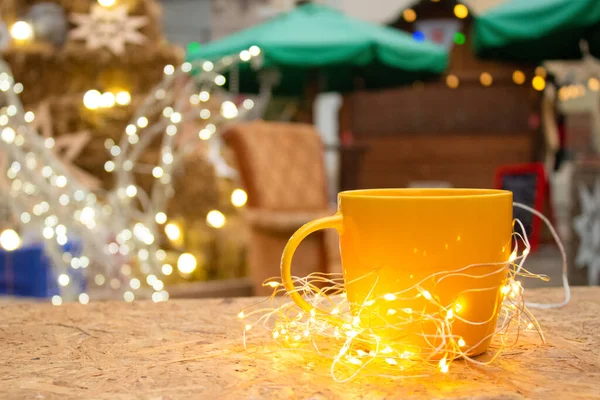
281 189 513 357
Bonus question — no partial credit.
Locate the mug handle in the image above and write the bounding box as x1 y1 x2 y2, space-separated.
281 213 343 321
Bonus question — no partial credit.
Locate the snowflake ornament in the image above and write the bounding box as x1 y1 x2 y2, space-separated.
69 5 148 55
573 179 600 285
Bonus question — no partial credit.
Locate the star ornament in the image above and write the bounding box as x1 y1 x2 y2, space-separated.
69 5 148 55
31 101 101 190
573 179 600 285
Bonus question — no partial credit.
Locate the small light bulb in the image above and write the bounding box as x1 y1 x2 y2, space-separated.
202 61 214 72
239 50 251 61
83 90 102 110
79 293 90 304
177 253 197 274
100 92 116 108
199 91 210 102
155 212 167 224
51 295 62 306
215 75 226 86
98 0 116 6
58 274 70 286
243 99 254 109
137 117 148 128
152 166 164 178
221 101 238 119
164 65 175 75
383 293 396 301
125 185 137 197
116 91 131 106
0 229 20 251
162 264 173 275
165 223 181 241
249 45 261 56
10 21 33 41
206 210 226 228
1 127 15 143
124 291 135 302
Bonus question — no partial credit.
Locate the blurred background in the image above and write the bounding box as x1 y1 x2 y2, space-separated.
0 0 597 303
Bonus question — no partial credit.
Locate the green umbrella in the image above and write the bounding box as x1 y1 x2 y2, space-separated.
187 3 448 95
474 0 600 62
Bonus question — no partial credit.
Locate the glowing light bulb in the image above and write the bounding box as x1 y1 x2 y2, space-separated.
152 166 164 178
95 274 105 285
51 295 62 306
200 109 211 119
221 101 238 119
480 72 493 87
161 264 173 275
130 278 141 290
239 50 251 61
199 91 210 101
532 76 546 91
83 90 102 110
383 293 396 301
155 212 167 224
10 21 33 41
98 0 116 6
116 91 131 106
215 75 226 86
124 291 135 302
125 185 137 197
79 293 90 304
206 210 226 228
104 161 115 172
58 274 70 286
202 61 214 72
243 99 254 109
1 127 15 143
588 77 600 92
177 253 197 274
231 189 248 207
446 74 459 89
512 70 526 85
165 223 181 241
422 290 432 300
249 45 261 56
164 65 175 75
446 309 454 320
0 229 20 251
458 338 466 347
266 281 279 288
100 92 116 108
402 8 416 22
385 358 398 366
137 117 148 128
454 4 469 19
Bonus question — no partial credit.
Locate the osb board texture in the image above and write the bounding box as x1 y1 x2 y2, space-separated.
1 287 599 399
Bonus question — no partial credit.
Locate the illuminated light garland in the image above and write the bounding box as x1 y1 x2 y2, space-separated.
0 47 269 304
238 211 569 382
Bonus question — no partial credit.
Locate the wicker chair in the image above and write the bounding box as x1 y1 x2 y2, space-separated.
224 121 341 296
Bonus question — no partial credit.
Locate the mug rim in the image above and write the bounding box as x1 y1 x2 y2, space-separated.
339 188 512 199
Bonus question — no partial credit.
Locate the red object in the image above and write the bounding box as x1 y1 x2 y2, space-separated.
494 163 552 252
341 130 354 146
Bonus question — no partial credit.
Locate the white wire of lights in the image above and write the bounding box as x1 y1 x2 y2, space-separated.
0 46 272 303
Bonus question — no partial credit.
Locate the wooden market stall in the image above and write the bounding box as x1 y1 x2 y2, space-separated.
340 0 543 189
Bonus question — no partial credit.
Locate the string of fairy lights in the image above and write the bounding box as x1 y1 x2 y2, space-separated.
0 38 268 303
238 208 570 381
400 2 549 92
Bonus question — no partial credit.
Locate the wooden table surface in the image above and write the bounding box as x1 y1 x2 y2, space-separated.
1 287 599 399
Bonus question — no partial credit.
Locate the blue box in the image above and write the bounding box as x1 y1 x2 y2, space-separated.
0 242 85 298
